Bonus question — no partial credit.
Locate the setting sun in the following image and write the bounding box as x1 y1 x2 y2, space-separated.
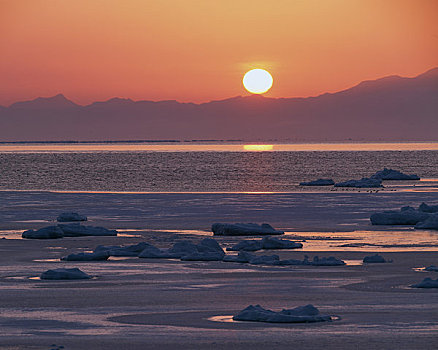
242 69 273 94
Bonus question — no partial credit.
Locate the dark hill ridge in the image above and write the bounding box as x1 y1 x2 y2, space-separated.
1 67 437 141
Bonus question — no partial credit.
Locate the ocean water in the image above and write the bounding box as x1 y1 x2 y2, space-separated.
1 142 437 192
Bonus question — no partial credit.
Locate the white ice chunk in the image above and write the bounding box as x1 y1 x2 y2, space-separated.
233 304 332 323
59 223 117 237
22 226 64 239
212 223 284 236
418 203 438 213
61 251 110 261
411 278 438 288
370 206 429 225
363 254 389 263
40 268 91 280
300 179 335 186
371 168 420 180
56 212 87 222
415 214 438 230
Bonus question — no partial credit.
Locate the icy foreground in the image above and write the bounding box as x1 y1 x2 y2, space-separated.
233 304 332 323
212 223 284 236
40 268 91 280
2 190 438 349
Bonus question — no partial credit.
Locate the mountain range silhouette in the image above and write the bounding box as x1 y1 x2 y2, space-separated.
1 67 437 141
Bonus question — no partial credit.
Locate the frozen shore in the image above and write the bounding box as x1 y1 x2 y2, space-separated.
0 190 438 349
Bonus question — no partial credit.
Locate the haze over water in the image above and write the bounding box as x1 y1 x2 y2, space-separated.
1 142 437 193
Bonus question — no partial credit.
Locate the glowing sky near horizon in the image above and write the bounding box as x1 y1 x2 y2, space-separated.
0 0 437 105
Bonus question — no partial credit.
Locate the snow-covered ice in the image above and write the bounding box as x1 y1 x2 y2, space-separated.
22 226 64 239
424 265 438 272
233 304 332 323
310 256 346 266
95 242 156 257
212 223 284 236
58 223 117 237
248 254 280 265
300 179 335 186
227 236 302 251
411 278 438 288
370 206 429 225
415 214 438 230
371 168 420 181
363 254 389 263
56 212 87 222
138 238 225 261
40 268 91 280
22 224 117 239
61 251 110 261
418 203 438 213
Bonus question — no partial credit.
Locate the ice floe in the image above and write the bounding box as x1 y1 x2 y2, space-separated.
363 254 390 263
222 252 345 267
370 168 420 181
138 238 225 261
227 236 302 251
233 304 332 323
415 214 438 230
61 251 110 261
310 256 346 266
22 226 64 239
411 278 438 288
58 223 117 237
212 223 284 236
424 265 438 272
40 268 91 280
22 224 117 239
299 179 335 186
137 246 178 259
370 206 429 225
248 254 280 265
335 177 383 188
418 202 438 213
222 251 255 263
95 242 156 257
56 212 87 222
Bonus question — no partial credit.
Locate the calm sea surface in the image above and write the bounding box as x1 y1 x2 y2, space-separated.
1 142 437 192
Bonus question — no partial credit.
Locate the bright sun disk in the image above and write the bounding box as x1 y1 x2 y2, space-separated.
243 69 273 94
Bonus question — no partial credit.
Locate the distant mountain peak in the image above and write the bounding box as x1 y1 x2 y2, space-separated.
9 93 78 109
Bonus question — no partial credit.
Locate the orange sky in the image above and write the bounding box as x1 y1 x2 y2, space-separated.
1 0 437 105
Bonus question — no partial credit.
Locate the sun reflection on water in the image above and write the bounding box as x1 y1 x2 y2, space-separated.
243 144 274 151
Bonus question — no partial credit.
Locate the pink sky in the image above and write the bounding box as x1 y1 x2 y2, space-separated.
1 0 437 105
